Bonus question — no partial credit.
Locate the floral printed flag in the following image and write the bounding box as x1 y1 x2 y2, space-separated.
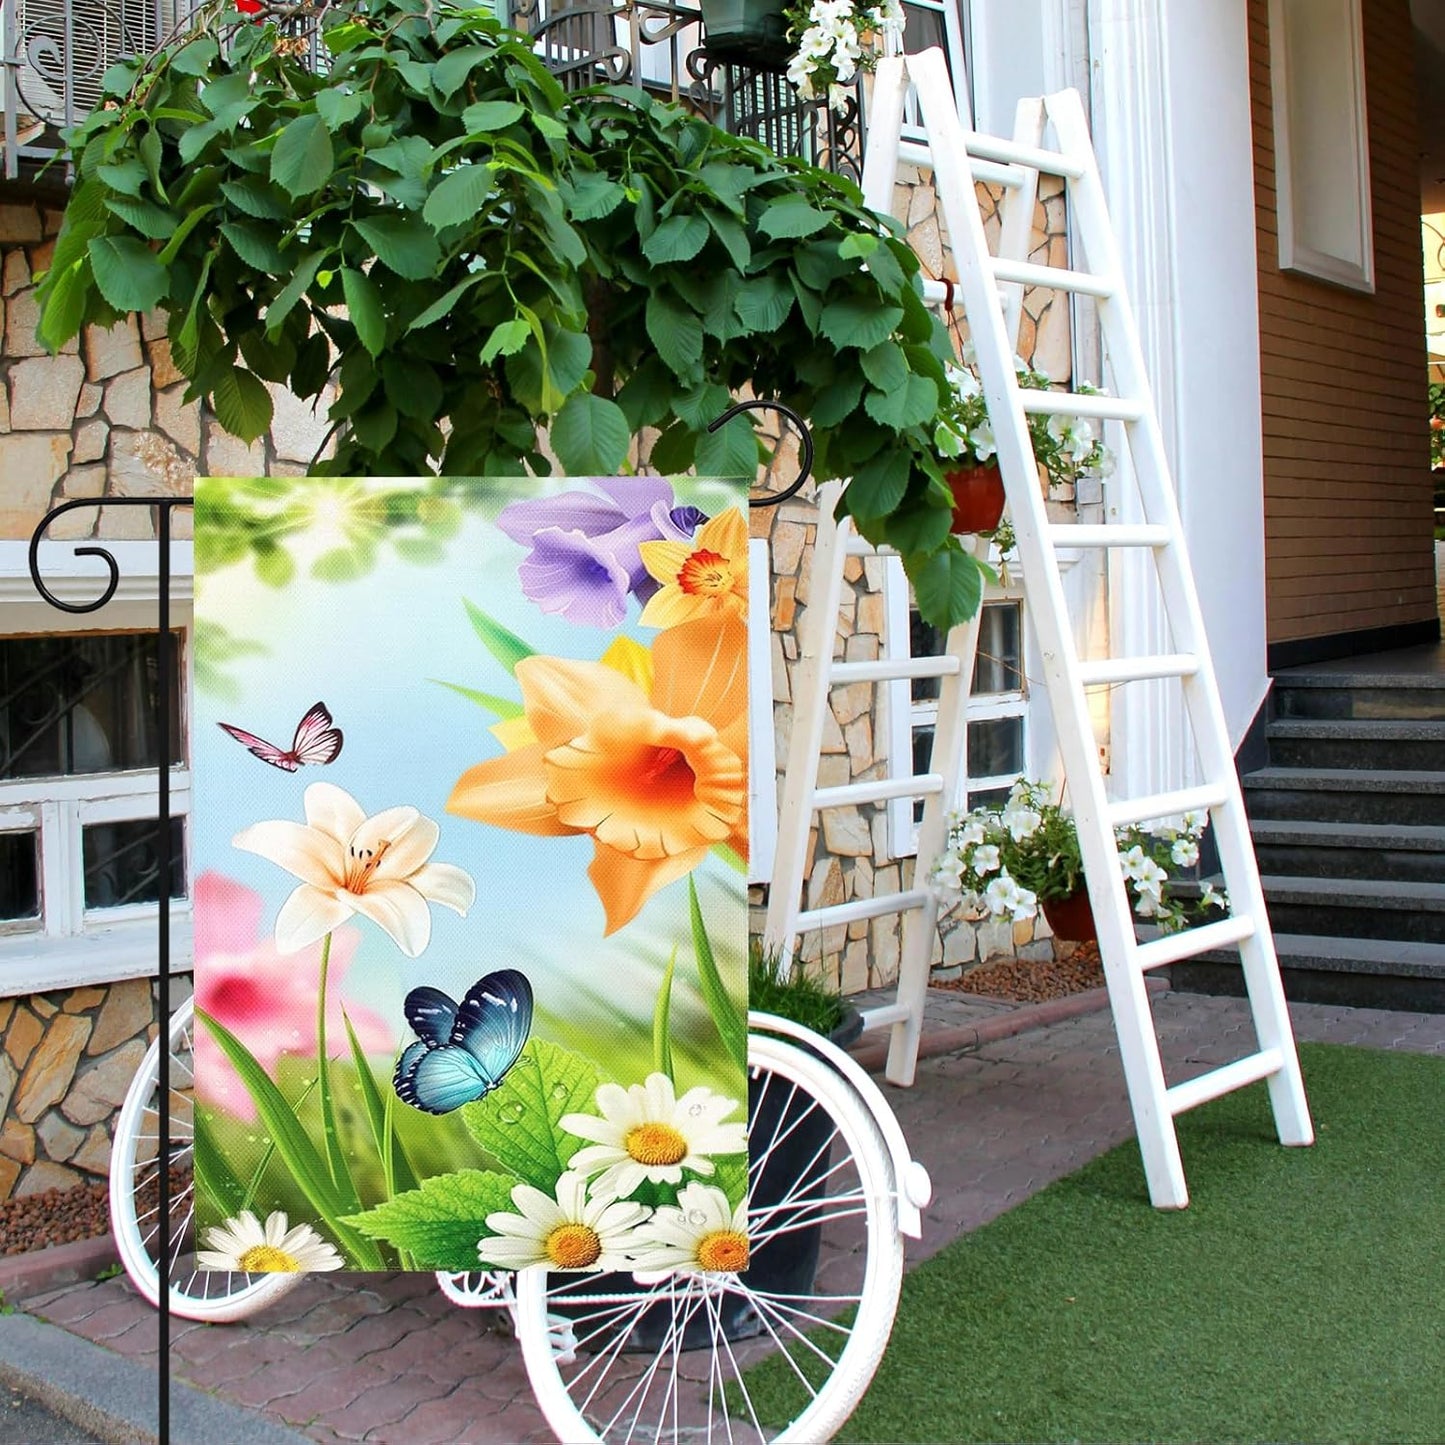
191 476 750 1275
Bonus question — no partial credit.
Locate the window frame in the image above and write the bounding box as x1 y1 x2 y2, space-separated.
898 0 973 140
1267 0 1375 293
0 540 194 997
882 553 1027 859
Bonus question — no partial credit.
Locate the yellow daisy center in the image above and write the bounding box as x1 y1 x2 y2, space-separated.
545 1223 602 1269
237 1244 303 1272
696 1230 749 1271
677 549 736 598
625 1122 690 1167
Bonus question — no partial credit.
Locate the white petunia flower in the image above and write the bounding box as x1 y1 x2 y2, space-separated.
560 1073 746 1200
959 817 987 848
971 843 1001 875
1171 838 1200 867
197 1210 344 1274
478 1171 650 1271
629 1182 750 1274
1001 804 1042 841
1119 844 1151 881
969 419 998 461
933 854 966 890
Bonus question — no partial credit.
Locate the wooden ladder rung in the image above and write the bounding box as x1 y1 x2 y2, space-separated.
831 657 963 685
989 257 1116 298
797 889 933 931
1049 524 1171 549
860 1002 911 1031
1166 1049 1284 1116
814 775 944 810
1017 387 1147 422
1134 915 1256 972
965 132 1087 178
1105 784 1230 831
1076 653 1199 686
902 142 1029 191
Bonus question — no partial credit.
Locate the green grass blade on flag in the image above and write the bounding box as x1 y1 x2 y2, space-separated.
462 598 536 676
192 1107 248 1221
652 948 677 1084
195 1008 383 1269
343 1008 420 1199
689 877 747 1072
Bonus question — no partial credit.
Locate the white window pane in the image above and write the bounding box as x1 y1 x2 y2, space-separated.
0 830 40 923
82 817 185 911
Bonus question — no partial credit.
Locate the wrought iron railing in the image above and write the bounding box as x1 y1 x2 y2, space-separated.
1 0 863 183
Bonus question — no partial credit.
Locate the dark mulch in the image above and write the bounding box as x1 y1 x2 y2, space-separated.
0 1179 113 1257
936 943 1105 1004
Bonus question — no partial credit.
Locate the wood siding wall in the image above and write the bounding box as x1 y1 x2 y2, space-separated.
1249 0 1434 648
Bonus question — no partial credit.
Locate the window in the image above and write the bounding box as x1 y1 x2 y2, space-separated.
884 557 1027 857
0 541 192 994
898 0 972 138
1267 0 1374 292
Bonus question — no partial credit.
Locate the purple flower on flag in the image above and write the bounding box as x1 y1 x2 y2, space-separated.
497 478 707 628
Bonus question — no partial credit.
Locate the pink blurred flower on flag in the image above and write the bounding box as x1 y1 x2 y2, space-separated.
193 870 393 1120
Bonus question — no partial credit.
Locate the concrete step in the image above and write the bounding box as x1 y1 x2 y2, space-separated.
1242 767 1445 827
1170 931 1445 1012
1249 818 1445 884
1266 718 1445 771
1256 875 1445 945
1272 674 1445 722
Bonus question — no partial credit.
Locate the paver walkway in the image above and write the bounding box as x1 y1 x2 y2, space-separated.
21 991 1445 1443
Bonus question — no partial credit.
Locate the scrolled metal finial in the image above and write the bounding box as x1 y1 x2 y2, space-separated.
709 399 815 508
28 497 192 615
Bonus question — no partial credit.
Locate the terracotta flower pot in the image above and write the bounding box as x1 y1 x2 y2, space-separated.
1041 887 1097 943
945 463 1006 535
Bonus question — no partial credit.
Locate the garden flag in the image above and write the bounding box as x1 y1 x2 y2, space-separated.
191 476 750 1275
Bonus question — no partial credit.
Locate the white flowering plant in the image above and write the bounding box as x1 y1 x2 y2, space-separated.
783 0 904 114
932 779 1228 935
934 352 1114 489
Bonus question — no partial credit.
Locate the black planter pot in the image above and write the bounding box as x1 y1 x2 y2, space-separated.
564 1005 864 1353
698 0 793 66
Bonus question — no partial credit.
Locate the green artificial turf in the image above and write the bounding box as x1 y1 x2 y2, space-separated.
751 1043 1445 1443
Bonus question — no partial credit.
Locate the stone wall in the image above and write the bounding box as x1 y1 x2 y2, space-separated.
0 981 154 1197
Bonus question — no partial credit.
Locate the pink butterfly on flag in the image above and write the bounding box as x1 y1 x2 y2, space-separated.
218 701 343 772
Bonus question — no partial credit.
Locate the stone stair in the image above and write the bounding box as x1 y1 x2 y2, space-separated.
1172 655 1445 1011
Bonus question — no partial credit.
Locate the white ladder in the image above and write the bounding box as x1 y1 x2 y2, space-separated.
765 48 1313 1209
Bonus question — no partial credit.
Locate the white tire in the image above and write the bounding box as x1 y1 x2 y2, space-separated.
516 1031 903 1442
109 996 299 1323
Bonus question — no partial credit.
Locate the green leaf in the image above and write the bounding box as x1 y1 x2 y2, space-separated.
342 1169 520 1269
316 88 365 132
264 251 324 334
211 366 274 444
696 413 759 477
561 172 626 221
340 267 386 357
864 372 939 430
707 211 751 270
646 291 703 378
653 949 676 1085
350 214 441 281
221 220 285 274
97 158 147 198
407 272 484 331
424 164 496 231
884 498 954 556
36 261 90 353
839 232 879 259
849 448 913 520
87 235 167 313
461 99 526 132
461 1038 604 1192
641 212 710 265
103 196 176 240
758 197 831 239
689 878 747 1073
908 541 986 630
431 679 526 720
343 1009 420 1200
462 598 536 676
860 341 908 393
220 176 289 221
551 392 631 474
480 317 530 365
820 298 905 352
195 1009 382 1268
270 113 334 199
734 274 793 333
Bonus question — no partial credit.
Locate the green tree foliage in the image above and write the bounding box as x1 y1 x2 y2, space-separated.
36 0 985 625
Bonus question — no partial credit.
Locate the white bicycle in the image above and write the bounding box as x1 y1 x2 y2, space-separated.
111 1000 930 1442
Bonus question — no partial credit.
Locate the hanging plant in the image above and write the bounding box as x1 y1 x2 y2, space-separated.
35 0 987 628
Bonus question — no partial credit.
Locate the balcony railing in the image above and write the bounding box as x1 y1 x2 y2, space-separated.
1 0 862 183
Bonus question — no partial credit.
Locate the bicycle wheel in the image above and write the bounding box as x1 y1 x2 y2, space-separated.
109 996 299 1323
516 1032 903 1442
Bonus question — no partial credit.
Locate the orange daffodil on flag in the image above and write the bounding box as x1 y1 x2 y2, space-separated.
637 507 749 630
448 610 748 936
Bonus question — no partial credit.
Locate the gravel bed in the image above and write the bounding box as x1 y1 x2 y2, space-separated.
0 1180 112 1257
936 944 1105 1004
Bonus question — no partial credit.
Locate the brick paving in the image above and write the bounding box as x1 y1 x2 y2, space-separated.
20 990 1445 1443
